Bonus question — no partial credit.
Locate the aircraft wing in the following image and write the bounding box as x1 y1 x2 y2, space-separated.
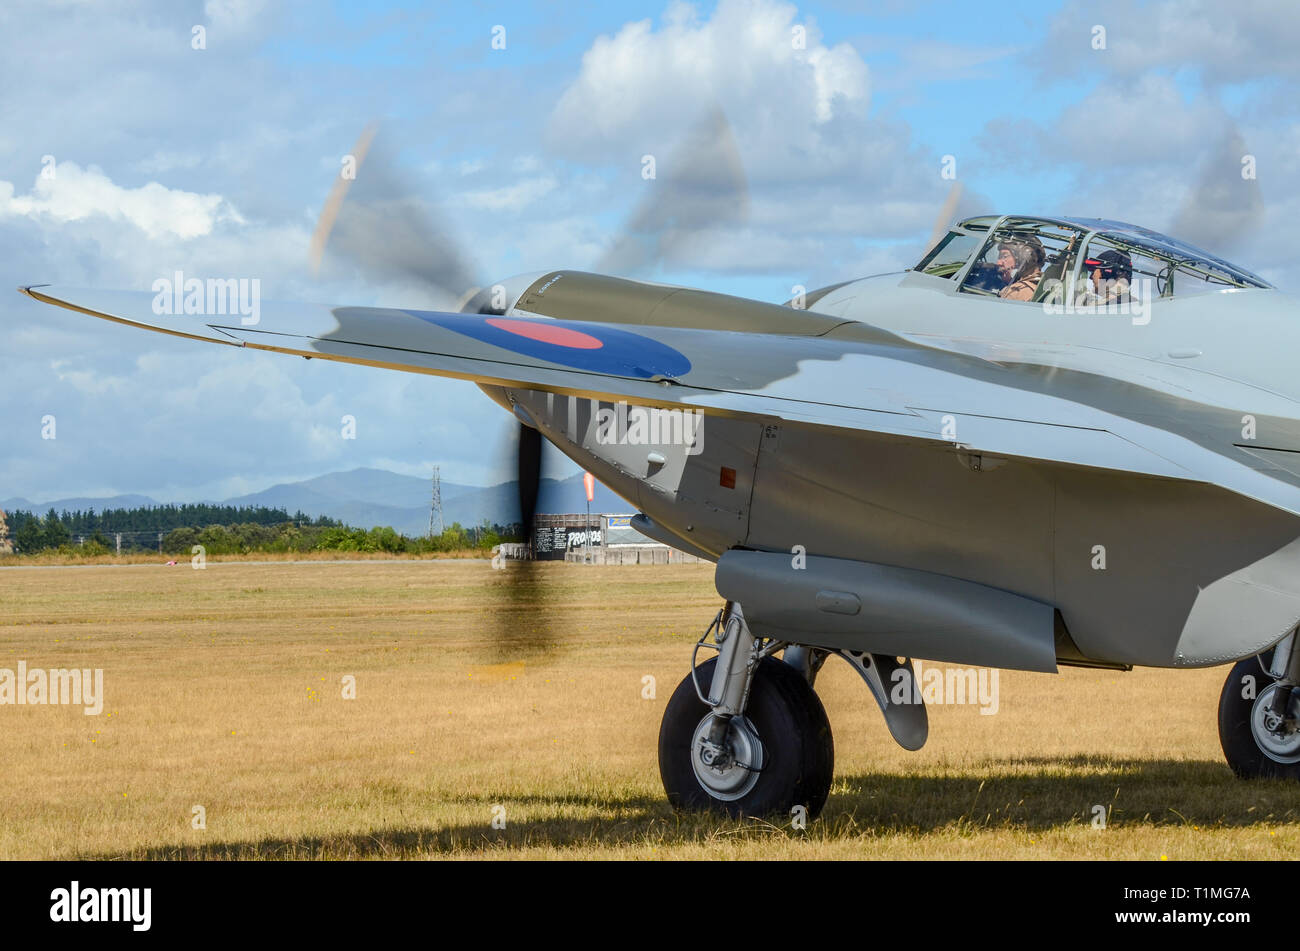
20 284 1300 519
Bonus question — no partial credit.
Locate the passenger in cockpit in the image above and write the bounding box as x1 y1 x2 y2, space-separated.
1076 248 1133 306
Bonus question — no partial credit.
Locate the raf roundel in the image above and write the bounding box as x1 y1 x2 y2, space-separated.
483 317 603 350
409 310 692 380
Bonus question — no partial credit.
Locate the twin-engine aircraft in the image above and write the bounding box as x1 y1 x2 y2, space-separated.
21 211 1300 816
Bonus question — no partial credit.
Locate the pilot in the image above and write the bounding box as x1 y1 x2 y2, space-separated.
1076 248 1133 306
995 235 1045 301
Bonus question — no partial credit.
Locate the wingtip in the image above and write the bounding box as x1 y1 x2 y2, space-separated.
16 284 49 298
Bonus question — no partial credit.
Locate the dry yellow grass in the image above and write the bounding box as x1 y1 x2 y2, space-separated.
0 559 1296 860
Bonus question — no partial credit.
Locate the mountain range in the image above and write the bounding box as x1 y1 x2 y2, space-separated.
2 468 632 537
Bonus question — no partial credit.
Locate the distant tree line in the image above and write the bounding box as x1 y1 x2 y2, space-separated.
7 503 334 536
155 521 512 555
4 504 517 556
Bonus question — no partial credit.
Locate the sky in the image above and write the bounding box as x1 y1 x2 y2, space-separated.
4 0 1300 502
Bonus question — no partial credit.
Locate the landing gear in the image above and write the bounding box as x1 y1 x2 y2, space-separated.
659 656 834 817
1219 635 1300 780
658 605 834 818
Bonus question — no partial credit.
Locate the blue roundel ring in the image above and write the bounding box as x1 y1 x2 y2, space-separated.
408 310 692 380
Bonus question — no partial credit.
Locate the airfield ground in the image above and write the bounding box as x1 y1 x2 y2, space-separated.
1 559 1297 860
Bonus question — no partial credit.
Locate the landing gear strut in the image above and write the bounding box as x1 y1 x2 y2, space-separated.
658 604 834 817
1220 632 1300 779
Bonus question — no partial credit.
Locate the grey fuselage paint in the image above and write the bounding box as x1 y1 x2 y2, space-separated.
490 271 1300 673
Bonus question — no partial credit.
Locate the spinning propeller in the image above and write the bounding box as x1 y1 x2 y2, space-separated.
1169 124 1265 261
309 113 750 659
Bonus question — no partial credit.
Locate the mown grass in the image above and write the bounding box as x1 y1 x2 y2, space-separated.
0 560 1295 859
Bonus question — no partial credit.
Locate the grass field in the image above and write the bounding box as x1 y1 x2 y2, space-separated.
1 559 1297 860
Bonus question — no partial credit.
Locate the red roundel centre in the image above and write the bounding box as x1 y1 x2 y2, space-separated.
485 318 603 350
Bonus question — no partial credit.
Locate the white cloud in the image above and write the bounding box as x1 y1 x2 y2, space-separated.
0 162 241 240
46 359 130 397
549 0 870 162
204 0 266 30
1037 0 1300 83
133 151 203 175
539 0 953 281
1045 74 1225 165
459 176 558 212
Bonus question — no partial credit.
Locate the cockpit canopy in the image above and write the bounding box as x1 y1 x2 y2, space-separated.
914 214 1271 304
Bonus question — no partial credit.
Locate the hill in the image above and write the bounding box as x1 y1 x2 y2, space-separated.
4 468 632 536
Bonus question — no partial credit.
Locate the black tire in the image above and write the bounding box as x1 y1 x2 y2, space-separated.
1218 655 1300 780
658 656 834 818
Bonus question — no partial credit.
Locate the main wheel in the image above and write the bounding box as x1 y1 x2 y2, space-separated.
658 655 834 818
1218 654 1300 780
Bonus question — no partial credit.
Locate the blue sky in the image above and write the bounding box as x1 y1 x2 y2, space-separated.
4 0 1299 502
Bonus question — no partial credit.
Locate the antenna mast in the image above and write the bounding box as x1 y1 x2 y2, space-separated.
429 465 444 537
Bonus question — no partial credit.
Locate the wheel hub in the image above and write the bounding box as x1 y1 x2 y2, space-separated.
690 714 764 800
1252 682 1300 764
